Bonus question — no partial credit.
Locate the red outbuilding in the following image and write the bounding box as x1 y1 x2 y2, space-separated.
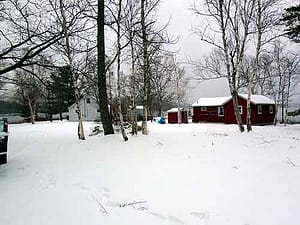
192 94 275 125
167 108 188 124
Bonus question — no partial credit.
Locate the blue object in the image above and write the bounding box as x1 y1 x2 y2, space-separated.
157 117 166 124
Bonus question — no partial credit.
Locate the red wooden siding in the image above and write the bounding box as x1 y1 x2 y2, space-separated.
192 106 225 123
168 111 188 123
193 96 275 125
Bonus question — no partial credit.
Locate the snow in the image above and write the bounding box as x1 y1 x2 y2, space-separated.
167 108 184 112
192 94 275 107
239 94 275 105
1 121 300 225
192 96 232 106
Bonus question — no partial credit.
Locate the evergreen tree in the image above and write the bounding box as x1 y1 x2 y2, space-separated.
282 4 300 43
47 66 75 120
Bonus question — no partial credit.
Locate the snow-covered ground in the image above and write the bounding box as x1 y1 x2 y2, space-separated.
1 121 300 225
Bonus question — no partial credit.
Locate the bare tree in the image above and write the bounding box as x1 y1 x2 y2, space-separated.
15 65 47 124
115 0 128 141
48 0 96 140
139 0 175 134
123 0 140 135
151 54 176 116
261 41 300 124
246 0 282 131
192 0 259 132
0 0 65 77
140 0 149 134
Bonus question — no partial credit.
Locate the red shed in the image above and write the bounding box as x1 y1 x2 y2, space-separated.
192 94 275 125
167 108 188 124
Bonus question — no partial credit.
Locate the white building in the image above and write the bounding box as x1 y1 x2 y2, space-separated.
68 94 100 122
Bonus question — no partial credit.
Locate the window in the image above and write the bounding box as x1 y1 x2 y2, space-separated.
269 105 274 114
86 98 91 104
238 106 243 115
201 106 207 111
258 105 262 114
218 106 224 116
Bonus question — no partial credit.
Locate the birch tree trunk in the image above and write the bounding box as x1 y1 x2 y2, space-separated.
130 53 138 135
141 0 148 135
116 0 128 141
247 0 263 132
59 0 85 140
124 0 138 135
219 0 245 132
28 99 36 124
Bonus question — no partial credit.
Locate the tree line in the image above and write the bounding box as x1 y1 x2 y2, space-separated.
190 0 299 132
0 0 299 137
0 0 188 140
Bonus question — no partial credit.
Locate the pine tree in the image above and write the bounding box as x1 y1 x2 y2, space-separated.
48 66 75 120
282 4 300 43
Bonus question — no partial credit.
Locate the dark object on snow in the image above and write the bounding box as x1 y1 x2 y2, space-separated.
0 118 8 165
89 125 103 136
157 117 166 124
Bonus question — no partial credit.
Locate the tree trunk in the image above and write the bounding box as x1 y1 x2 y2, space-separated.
281 90 285 123
59 0 85 140
273 102 278 125
130 56 137 135
246 86 252 132
116 0 128 141
75 88 85 140
141 0 148 135
98 0 114 135
28 100 35 124
130 58 138 135
247 0 262 132
232 91 245 132
218 1 244 133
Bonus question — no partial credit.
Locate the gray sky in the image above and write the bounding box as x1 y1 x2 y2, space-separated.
157 0 230 103
157 0 300 105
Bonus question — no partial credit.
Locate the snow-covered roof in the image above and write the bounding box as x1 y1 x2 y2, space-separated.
167 107 184 113
192 94 275 107
136 106 143 110
192 96 232 107
239 94 275 105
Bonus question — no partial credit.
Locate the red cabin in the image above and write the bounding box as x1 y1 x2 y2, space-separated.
167 108 188 124
192 94 275 125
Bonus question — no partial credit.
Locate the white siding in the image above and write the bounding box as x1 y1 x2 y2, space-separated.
68 95 101 122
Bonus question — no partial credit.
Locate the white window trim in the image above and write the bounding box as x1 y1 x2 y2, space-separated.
238 106 243 115
218 106 224 117
269 105 274 114
201 106 207 111
258 105 262 114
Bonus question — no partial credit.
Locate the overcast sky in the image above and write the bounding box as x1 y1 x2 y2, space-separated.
157 0 231 103
157 0 300 104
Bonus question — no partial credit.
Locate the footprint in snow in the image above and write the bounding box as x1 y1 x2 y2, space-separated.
72 182 89 191
99 187 111 198
232 165 240 169
156 140 163 146
191 211 209 220
168 216 184 224
102 187 110 193
147 211 166 220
